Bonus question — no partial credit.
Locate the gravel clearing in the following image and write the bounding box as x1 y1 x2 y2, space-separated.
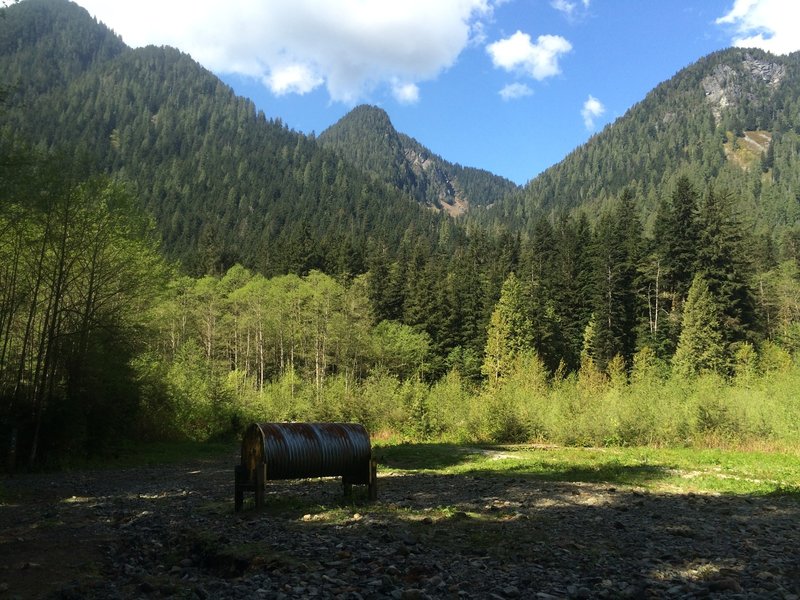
1 447 799 599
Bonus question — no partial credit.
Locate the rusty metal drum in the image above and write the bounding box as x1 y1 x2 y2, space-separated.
235 422 377 511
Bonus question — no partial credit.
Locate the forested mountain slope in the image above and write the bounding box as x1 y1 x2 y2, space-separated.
0 0 451 276
7 1 800 465
480 48 800 239
319 105 519 216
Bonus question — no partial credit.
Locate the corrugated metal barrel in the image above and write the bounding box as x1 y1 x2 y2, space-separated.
241 422 372 482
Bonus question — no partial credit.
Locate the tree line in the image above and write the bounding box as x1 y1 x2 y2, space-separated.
0 149 164 466
3 149 800 464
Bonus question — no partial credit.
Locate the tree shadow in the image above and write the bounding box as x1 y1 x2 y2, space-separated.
4 445 799 598
287 470 800 596
375 442 481 470
237 449 800 597
464 461 673 488
215 465 800 596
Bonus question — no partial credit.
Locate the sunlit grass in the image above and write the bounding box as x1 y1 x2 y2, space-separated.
44 435 799 500
375 442 800 496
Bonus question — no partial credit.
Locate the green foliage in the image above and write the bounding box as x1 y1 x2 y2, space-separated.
0 153 168 464
588 189 642 370
0 3 448 279
672 275 728 377
655 176 701 299
163 341 236 441
6 2 800 463
372 321 430 378
695 187 757 346
480 351 550 443
481 272 532 384
486 48 800 237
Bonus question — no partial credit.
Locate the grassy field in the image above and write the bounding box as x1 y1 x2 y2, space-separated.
375 443 800 497
43 439 800 498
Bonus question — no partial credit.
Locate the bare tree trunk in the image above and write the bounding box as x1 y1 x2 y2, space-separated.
11 217 50 412
654 260 660 335
233 316 239 372
257 323 264 394
29 189 75 467
0 241 21 386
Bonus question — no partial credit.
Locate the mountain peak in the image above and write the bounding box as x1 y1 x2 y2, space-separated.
339 104 394 127
319 105 518 215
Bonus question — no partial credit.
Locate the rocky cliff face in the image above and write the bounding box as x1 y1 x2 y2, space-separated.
702 53 786 124
403 144 468 217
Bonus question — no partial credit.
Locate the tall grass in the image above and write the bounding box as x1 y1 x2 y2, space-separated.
157 352 800 452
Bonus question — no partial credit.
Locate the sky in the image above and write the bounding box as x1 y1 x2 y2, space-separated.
72 0 800 186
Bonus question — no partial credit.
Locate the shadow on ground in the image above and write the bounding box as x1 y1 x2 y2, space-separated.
2 443 799 598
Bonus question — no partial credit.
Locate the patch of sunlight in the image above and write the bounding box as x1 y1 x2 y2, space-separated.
60 495 95 504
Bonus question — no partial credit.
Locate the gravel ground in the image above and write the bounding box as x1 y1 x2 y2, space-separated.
1 447 799 599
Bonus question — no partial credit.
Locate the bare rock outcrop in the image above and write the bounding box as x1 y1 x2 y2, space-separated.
702 53 786 124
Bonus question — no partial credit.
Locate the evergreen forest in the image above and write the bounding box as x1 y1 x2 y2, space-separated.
2 0 800 466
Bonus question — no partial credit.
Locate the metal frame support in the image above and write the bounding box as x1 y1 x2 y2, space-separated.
255 462 266 509
234 465 245 512
368 457 378 501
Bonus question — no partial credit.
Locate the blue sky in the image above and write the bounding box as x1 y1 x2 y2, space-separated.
73 0 800 185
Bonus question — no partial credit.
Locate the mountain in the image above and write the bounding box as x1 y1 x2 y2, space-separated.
482 48 800 238
5 0 800 431
319 105 518 216
0 0 452 276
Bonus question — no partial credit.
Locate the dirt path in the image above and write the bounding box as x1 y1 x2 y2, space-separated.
1 448 799 599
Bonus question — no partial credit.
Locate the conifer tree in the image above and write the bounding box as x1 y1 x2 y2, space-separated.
695 187 757 347
552 213 594 371
589 189 641 370
481 272 532 385
518 216 560 370
672 274 727 377
654 175 701 301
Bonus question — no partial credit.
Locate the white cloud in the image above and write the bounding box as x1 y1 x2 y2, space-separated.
716 0 800 55
265 64 324 96
392 81 421 105
72 0 498 104
581 94 605 130
551 0 591 19
487 31 572 80
499 82 533 100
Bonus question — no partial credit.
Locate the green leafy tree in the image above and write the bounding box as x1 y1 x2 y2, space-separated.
0 164 166 464
372 320 430 378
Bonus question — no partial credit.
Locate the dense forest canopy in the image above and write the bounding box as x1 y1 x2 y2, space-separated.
2 0 800 464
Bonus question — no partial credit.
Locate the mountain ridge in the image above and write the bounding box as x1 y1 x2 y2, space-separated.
5 0 800 249
479 47 800 238
0 0 454 276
